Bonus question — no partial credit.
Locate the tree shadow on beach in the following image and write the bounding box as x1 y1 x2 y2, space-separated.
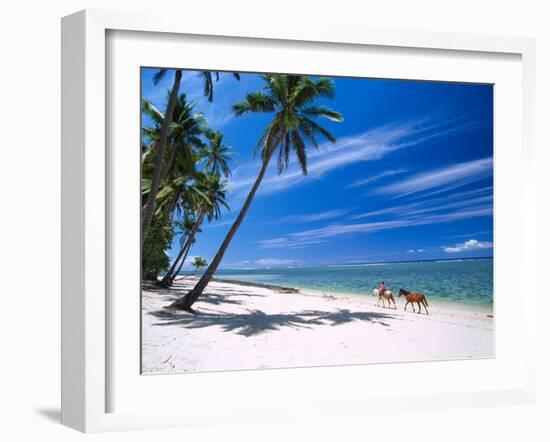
150 308 398 337
143 281 264 307
165 290 264 307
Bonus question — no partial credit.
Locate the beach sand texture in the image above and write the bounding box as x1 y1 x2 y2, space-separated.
142 277 494 374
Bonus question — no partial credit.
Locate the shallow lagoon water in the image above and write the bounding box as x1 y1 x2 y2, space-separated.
208 258 493 308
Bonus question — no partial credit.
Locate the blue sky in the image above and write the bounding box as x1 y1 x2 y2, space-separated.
142 68 494 269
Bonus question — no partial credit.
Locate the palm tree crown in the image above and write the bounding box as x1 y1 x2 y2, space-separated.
201 131 235 178
141 92 207 180
232 74 344 174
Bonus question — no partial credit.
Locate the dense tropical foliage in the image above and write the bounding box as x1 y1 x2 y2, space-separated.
141 72 235 282
141 69 240 244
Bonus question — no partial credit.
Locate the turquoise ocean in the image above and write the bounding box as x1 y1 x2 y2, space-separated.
205 257 493 310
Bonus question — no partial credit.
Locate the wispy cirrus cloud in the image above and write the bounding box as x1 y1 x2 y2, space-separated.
257 237 328 250
350 187 493 221
372 158 493 198
258 206 493 249
254 258 302 267
448 230 494 239
443 239 493 253
228 112 485 200
347 169 408 188
272 209 349 225
222 257 302 268
203 218 237 229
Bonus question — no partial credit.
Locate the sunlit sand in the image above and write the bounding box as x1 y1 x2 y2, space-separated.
142 276 494 374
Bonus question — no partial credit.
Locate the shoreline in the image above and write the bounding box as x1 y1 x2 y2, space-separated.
195 275 493 316
211 276 300 293
142 276 494 374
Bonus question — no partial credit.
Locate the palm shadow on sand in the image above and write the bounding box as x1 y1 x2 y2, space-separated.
150 306 398 337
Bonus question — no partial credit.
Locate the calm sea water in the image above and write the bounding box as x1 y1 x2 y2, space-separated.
208 258 493 308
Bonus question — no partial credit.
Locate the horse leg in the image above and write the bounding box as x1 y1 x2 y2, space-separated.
423 300 429 315
404 301 408 311
391 297 396 309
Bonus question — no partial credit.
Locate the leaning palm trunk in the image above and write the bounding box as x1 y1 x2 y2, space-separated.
161 211 205 286
159 233 190 285
141 69 182 246
170 237 194 283
172 148 275 311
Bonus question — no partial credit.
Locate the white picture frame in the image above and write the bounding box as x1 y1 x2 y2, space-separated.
61 9 538 433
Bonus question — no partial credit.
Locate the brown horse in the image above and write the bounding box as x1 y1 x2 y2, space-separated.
398 289 429 314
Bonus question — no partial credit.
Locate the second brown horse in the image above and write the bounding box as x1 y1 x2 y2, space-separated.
398 289 429 314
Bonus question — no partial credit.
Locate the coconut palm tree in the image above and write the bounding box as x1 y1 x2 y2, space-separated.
141 92 210 278
190 256 208 275
201 131 235 178
141 70 182 246
161 173 230 286
142 173 205 280
141 69 240 243
172 74 343 311
141 93 206 186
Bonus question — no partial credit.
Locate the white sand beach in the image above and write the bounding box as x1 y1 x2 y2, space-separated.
141 277 494 374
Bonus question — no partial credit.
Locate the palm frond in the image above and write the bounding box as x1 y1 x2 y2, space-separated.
233 92 276 115
200 72 214 102
277 132 291 175
292 77 337 106
301 105 344 122
296 120 319 150
141 99 165 125
291 130 308 175
302 117 338 143
152 69 167 86
313 78 336 99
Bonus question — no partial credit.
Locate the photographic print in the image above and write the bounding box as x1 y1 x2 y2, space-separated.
141 68 494 374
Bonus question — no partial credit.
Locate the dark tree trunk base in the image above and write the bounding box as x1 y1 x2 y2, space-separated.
170 289 202 311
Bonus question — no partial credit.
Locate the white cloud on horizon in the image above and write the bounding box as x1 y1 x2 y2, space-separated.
442 239 493 253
